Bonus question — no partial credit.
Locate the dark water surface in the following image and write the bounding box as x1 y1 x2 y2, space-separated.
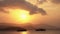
0 30 60 34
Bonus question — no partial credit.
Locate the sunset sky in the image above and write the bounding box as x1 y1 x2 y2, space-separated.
0 0 60 28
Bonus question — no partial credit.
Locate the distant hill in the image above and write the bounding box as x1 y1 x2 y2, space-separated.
34 24 60 30
0 23 60 30
0 26 26 31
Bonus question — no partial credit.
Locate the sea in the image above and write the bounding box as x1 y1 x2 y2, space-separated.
0 30 60 34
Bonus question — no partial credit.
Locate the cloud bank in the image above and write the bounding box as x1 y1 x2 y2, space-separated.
50 0 60 4
0 0 47 15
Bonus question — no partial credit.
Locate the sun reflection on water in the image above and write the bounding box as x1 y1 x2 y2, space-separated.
21 31 28 34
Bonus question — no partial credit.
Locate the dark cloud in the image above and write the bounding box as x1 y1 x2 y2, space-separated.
50 0 60 4
38 8 47 15
0 0 47 15
29 8 47 15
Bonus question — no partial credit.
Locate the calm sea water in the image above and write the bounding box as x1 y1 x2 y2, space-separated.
0 30 60 34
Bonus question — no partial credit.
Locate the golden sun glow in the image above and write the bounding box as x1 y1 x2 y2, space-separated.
21 32 28 34
8 8 31 24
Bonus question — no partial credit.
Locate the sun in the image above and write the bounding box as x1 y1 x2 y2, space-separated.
8 8 31 24
19 10 29 20
21 14 27 19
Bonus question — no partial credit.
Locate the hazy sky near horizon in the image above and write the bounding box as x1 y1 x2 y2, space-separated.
0 0 60 28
